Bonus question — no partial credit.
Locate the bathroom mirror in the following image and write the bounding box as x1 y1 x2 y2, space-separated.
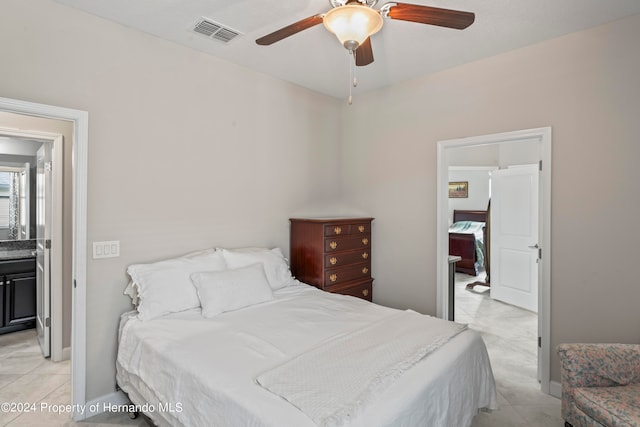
0 136 42 241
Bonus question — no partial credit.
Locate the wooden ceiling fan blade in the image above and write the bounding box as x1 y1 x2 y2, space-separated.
355 37 374 66
256 15 324 45
386 3 475 29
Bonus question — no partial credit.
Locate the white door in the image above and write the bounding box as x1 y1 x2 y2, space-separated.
36 144 51 358
490 164 539 312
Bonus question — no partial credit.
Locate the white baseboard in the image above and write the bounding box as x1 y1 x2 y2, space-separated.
549 380 562 398
62 346 71 361
73 390 130 421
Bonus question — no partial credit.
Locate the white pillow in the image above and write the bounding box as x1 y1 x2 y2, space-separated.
221 247 293 290
124 280 140 306
123 247 218 306
190 263 274 318
127 251 227 321
182 247 217 258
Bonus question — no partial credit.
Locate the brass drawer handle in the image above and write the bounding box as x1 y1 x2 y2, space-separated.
358 225 365 233
362 252 369 259
362 289 369 297
330 273 338 282
329 257 338 265
329 241 338 249
362 267 369 274
334 226 342 235
361 238 369 245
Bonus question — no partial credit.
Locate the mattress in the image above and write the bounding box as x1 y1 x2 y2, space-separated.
116 283 497 427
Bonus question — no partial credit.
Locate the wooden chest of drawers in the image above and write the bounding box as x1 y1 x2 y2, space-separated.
289 218 374 301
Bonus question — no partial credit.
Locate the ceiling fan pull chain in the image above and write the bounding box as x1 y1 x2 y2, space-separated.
352 48 358 88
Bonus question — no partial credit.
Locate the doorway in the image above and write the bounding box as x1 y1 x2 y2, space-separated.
0 131 63 360
436 127 552 394
0 97 88 420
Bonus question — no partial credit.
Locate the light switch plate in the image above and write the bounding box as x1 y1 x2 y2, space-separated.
93 241 120 259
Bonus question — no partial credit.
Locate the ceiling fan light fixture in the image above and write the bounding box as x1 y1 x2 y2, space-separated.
323 5 383 50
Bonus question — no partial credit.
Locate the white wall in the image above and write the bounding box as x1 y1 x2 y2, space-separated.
447 167 494 224
341 14 640 382
0 0 343 401
499 138 540 168
0 138 43 156
448 143 499 167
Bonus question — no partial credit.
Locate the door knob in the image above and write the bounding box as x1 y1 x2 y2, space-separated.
528 244 539 249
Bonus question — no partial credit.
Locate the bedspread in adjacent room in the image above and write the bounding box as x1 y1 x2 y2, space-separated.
448 220 485 267
116 283 497 427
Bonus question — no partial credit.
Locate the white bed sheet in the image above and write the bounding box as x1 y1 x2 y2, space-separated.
116 282 497 427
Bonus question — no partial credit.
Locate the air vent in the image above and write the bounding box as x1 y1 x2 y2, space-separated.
193 18 240 43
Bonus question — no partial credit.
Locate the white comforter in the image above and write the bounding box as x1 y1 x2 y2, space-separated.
116 282 497 427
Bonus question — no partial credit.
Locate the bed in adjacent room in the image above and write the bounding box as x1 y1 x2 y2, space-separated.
116 247 497 427
448 210 487 276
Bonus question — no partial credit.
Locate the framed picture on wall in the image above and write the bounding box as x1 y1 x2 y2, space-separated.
448 181 468 198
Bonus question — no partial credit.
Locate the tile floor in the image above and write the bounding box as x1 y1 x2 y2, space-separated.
0 277 563 426
0 329 143 426
455 271 564 427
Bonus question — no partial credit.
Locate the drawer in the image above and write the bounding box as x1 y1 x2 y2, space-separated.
324 250 370 268
324 224 349 237
0 259 36 275
323 222 372 237
324 235 370 253
324 262 371 287
326 280 372 302
349 222 371 235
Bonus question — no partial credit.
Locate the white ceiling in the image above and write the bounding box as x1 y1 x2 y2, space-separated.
52 0 640 99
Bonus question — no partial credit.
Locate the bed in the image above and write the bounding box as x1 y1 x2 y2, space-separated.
117 247 497 427
448 210 487 276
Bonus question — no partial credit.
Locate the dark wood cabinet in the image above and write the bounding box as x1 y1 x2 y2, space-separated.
1 258 37 334
290 217 374 301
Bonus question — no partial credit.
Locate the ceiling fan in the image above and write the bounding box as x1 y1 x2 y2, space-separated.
256 0 475 67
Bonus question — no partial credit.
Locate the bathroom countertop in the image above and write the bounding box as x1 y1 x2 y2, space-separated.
0 249 37 261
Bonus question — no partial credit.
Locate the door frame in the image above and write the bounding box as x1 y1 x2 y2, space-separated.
436 127 552 394
0 97 88 418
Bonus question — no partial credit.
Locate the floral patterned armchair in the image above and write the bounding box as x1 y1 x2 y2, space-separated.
557 343 640 427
